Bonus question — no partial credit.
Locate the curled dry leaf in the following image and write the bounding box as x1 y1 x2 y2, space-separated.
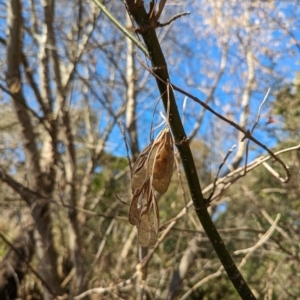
148 127 174 194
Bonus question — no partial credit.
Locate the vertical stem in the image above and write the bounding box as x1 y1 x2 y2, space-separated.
124 1 256 299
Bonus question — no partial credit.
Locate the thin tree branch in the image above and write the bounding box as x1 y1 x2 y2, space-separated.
179 267 223 300
123 2 256 298
235 214 281 269
157 12 190 28
189 36 229 141
21 53 50 118
90 0 149 57
73 274 137 299
136 56 290 183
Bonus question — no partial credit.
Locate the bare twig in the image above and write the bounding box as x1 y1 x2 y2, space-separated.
73 274 137 299
153 0 167 22
244 88 271 174
159 144 300 235
179 267 223 300
235 214 281 269
189 36 229 141
252 88 271 134
119 121 133 174
157 12 190 27
135 56 290 183
91 0 149 57
208 145 236 202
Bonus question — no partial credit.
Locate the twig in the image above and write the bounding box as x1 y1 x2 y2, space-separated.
252 88 271 134
235 213 281 269
179 267 223 300
91 0 149 57
73 273 137 299
157 12 190 27
182 96 188 126
115 193 130 206
261 209 291 241
0 165 121 219
119 121 132 174
150 89 167 141
159 144 300 231
153 0 167 22
262 161 284 181
244 88 271 174
207 145 236 202
135 55 290 183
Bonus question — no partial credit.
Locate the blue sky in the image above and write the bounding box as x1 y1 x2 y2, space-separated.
1 0 299 172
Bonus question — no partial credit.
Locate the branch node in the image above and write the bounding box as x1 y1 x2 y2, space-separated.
153 65 166 73
194 201 209 212
157 12 190 28
241 129 251 142
176 136 189 146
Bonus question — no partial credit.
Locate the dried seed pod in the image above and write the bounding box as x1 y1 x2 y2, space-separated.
138 218 158 249
131 144 152 192
128 191 141 226
129 178 150 225
148 127 174 193
129 140 162 248
152 176 170 194
138 213 152 247
138 191 159 248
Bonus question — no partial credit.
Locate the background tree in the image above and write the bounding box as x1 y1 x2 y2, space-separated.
0 0 299 299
